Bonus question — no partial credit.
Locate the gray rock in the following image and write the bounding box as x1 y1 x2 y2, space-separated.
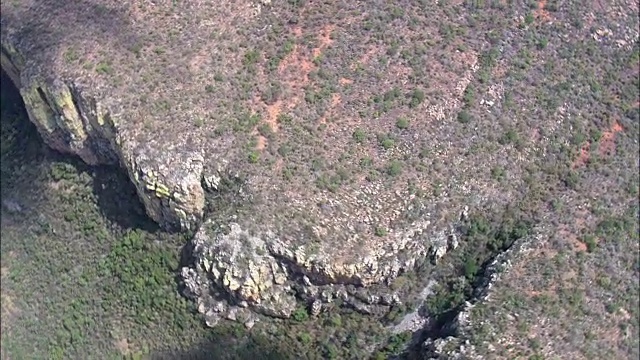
310 300 322 317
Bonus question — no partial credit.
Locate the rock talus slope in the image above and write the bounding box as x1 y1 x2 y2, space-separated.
1 0 524 319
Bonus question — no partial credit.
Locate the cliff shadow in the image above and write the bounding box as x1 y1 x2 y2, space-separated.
0 68 157 233
149 331 295 360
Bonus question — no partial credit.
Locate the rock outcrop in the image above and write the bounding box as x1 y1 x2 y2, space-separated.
420 230 541 359
180 218 456 319
1 0 520 321
1 36 205 232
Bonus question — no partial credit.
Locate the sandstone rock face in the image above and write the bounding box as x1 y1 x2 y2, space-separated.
1 2 206 231
1 36 204 231
181 218 454 318
1 0 520 321
183 220 298 318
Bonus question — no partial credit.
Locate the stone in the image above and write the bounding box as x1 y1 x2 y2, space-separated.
244 318 256 330
310 300 322 317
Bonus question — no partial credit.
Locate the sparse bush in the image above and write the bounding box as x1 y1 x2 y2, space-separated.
396 118 409 129
292 307 309 322
375 226 388 237
353 128 367 143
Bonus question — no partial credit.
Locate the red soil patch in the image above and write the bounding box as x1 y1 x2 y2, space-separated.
350 45 379 70
529 128 541 142
572 237 588 252
313 25 334 58
252 24 337 151
277 24 335 110
572 120 624 169
114 337 131 356
492 60 510 79
255 135 267 151
339 77 353 86
318 93 342 126
535 0 553 22
330 93 341 108
273 158 284 173
265 100 283 132
389 64 413 85
598 121 623 156
572 142 591 169
188 48 210 74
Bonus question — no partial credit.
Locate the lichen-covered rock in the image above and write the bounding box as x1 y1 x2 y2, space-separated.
310 300 322 317
1 28 204 231
182 220 297 318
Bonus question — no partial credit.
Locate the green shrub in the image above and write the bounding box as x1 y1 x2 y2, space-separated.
292 307 309 322
464 257 479 280
381 138 395 149
353 128 367 143
247 150 260 163
323 343 339 359
409 89 425 108
457 110 471 123
581 235 597 253
243 50 260 66
297 332 312 345
386 160 403 176
375 226 388 237
396 118 409 129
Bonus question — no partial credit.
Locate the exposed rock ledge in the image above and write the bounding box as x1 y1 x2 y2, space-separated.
1 0 511 321
1 39 204 232
421 227 546 359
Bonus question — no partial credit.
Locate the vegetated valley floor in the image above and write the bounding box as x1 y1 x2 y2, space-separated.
2 1 640 360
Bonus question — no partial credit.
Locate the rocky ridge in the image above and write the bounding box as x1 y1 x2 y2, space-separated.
419 226 545 359
1 0 522 322
0 35 464 322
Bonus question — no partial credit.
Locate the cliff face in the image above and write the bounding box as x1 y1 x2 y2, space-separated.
0 38 453 322
1 34 205 232
0 0 523 322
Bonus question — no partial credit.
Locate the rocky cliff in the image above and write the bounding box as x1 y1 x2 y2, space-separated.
1 33 205 233
1 0 524 322
419 228 543 359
